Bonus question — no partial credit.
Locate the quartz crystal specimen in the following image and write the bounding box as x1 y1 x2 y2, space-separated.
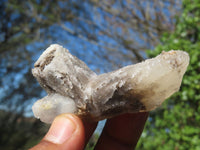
32 44 189 123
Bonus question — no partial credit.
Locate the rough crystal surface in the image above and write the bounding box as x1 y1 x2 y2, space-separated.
32 44 189 123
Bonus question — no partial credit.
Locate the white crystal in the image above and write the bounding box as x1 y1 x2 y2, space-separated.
32 44 189 123
32 94 76 123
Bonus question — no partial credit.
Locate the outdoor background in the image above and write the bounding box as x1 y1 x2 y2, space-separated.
0 0 199 149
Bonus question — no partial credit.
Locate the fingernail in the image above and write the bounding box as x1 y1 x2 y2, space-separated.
44 116 76 144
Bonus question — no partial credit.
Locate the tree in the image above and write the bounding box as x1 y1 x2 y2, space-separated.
137 0 200 149
88 0 182 63
0 0 182 149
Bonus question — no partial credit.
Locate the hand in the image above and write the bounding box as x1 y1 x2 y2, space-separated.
30 112 148 150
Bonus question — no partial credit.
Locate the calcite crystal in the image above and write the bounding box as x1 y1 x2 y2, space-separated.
32 44 189 123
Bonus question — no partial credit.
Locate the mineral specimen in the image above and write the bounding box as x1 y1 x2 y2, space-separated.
32 44 189 123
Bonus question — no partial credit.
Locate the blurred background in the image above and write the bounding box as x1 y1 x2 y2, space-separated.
0 0 199 149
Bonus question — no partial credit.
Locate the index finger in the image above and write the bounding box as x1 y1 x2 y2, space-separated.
95 112 148 150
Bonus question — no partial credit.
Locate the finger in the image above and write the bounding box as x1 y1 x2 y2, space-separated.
30 114 85 150
95 112 149 150
82 119 98 143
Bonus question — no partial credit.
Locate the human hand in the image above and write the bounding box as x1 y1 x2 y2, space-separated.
30 112 148 150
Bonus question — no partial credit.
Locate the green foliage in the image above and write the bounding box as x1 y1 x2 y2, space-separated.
137 0 200 149
85 133 99 150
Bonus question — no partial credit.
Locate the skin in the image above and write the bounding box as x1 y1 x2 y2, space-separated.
30 112 148 150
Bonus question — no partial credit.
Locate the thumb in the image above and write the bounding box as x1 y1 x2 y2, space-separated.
30 114 85 150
